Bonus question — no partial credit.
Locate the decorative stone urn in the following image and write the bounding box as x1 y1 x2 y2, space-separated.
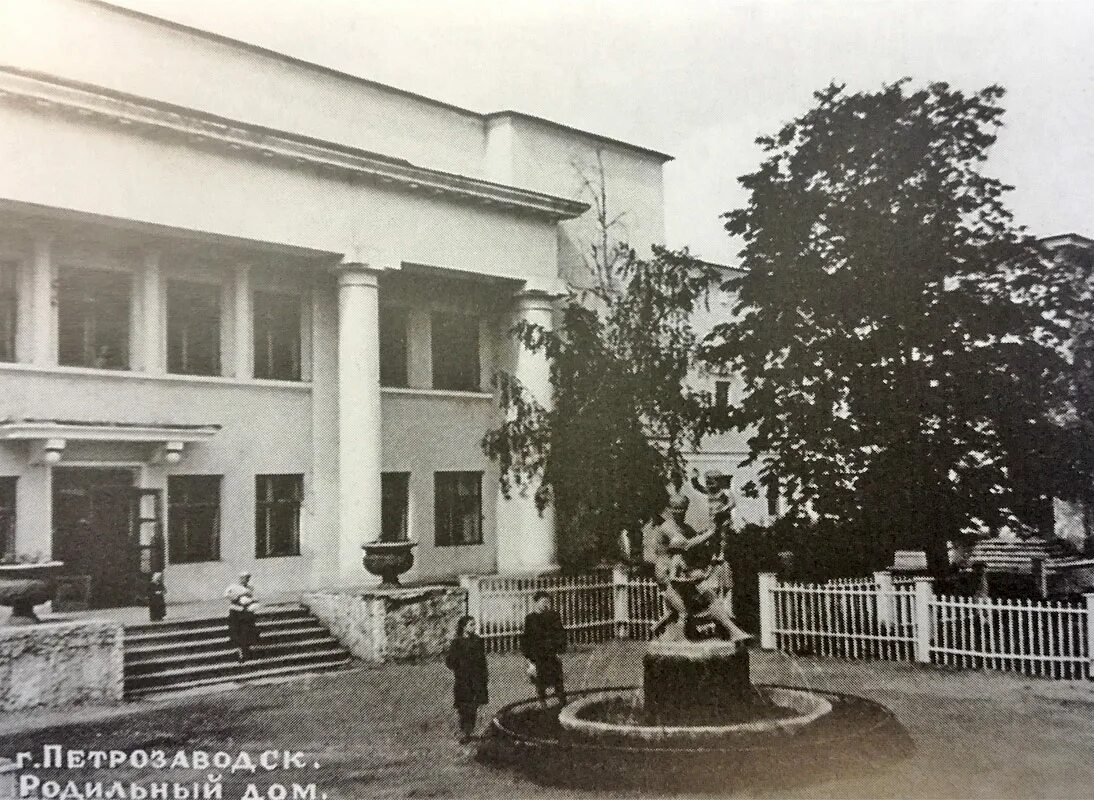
362 541 416 588
0 561 65 624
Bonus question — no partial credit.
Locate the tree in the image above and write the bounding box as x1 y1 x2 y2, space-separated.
483 161 719 571
705 80 1092 576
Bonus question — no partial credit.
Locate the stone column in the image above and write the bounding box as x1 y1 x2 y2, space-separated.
336 262 384 581
231 263 253 379
30 234 55 366
140 250 164 374
495 288 559 574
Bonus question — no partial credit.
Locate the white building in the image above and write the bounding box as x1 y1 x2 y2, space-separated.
0 0 676 606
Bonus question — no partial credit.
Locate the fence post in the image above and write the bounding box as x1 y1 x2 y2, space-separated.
758 572 777 649
1085 593 1094 680
873 569 895 630
913 576 934 664
612 564 630 639
459 574 482 626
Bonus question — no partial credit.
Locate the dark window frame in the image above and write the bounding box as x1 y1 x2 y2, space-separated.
381 472 410 542
0 477 15 558
57 266 132 370
0 262 17 363
714 380 732 411
256 474 303 558
167 279 222 376
167 475 222 564
434 471 483 547
379 305 409 388
431 312 480 391
253 290 302 381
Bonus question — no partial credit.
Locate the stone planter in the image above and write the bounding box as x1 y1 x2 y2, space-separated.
0 562 65 624
362 541 416 588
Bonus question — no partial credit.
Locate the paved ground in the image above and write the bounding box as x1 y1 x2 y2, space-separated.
2 643 1094 799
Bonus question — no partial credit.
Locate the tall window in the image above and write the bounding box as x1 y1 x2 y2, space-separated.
256 474 302 558
0 477 15 558
714 380 732 412
167 475 221 563
167 280 221 376
435 471 482 546
431 312 480 391
766 479 780 518
380 305 409 387
0 262 16 363
381 472 410 542
253 291 301 381
58 267 131 369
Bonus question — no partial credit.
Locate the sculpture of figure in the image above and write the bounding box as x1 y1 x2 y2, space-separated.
650 490 750 644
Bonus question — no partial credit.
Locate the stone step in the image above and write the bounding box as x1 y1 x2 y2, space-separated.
123 648 351 694
126 615 320 646
125 634 342 670
124 658 352 699
125 606 308 638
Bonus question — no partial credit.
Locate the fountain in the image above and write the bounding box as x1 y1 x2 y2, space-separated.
479 493 911 792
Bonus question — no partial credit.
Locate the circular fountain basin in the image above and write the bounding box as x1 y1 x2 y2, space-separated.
558 685 832 746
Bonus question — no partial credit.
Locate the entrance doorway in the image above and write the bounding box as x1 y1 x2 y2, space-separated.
52 468 163 608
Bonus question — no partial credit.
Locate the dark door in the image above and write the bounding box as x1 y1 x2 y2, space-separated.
53 469 135 608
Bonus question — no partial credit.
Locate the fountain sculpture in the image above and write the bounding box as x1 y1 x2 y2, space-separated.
480 490 910 792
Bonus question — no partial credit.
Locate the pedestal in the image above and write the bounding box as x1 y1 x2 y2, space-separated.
643 640 752 723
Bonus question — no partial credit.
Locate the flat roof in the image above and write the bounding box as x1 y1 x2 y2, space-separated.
83 0 673 162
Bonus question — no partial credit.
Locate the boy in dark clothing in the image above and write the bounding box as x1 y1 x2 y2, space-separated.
521 591 567 705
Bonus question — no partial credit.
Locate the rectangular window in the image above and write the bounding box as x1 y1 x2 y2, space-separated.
431 312 480 391
167 475 221 563
167 280 221 376
435 471 483 547
715 380 732 411
0 477 15 558
0 262 16 363
766 479 780 517
253 291 302 381
58 267 131 369
256 474 302 558
379 305 409 387
381 472 410 542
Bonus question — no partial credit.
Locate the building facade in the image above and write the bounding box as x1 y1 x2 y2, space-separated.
0 0 673 605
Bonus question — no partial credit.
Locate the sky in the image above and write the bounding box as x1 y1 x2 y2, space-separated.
111 0 1094 264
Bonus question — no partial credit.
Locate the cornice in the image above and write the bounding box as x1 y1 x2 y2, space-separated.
0 67 590 223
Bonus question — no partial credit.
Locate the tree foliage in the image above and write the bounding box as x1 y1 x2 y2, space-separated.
483 170 719 570
705 80 1093 575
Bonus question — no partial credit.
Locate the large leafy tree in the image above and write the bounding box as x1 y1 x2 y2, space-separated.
705 80 1091 576
483 167 719 570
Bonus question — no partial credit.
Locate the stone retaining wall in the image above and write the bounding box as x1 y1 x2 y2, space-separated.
303 586 466 664
0 620 124 711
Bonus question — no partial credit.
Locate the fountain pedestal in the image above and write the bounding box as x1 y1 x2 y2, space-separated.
643 639 751 722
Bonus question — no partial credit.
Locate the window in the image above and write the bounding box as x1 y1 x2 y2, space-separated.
379 306 409 387
58 267 131 369
766 479 780 518
256 474 302 557
0 477 15 558
167 475 221 563
435 471 482 546
381 472 410 542
167 281 221 376
0 262 16 362
715 380 732 411
431 312 480 391
253 291 301 381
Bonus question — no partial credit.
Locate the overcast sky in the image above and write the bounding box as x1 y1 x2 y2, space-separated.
113 0 1094 264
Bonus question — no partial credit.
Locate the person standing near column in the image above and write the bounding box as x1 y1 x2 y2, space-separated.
521 591 567 706
225 571 260 663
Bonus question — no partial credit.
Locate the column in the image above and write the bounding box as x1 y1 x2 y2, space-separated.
140 250 164 373
495 288 559 574
231 263 253 379
336 262 383 581
30 234 55 366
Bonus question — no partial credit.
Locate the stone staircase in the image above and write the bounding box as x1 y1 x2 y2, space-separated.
123 605 352 698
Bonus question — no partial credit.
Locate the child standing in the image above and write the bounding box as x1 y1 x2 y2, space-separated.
445 615 489 743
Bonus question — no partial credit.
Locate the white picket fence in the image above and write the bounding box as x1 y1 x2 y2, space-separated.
461 567 664 653
760 572 1094 680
